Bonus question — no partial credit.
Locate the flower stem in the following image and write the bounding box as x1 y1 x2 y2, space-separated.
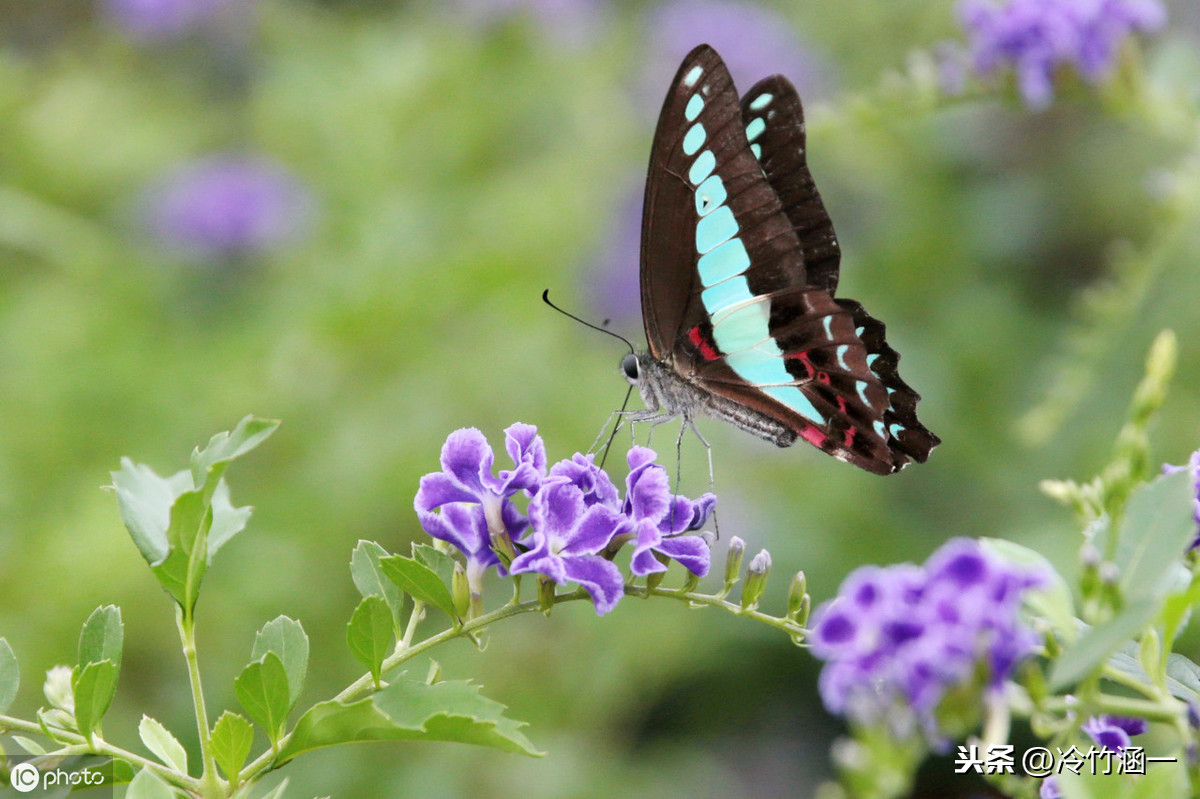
176 605 223 797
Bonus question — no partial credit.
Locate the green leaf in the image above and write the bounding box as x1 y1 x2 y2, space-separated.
277 678 542 762
72 660 118 737
254 778 289 799
11 736 45 755
1117 469 1196 602
380 555 456 619
139 715 188 773
125 766 176 799
211 711 254 781
0 638 18 714
250 617 308 710
235 653 291 743
208 479 253 557
981 538 1076 639
1164 653 1200 700
190 416 279 494
350 541 405 632
109 459 188 566
1049 471 1197 691
78 605 123 672
347 597 394 683
413 543 456 588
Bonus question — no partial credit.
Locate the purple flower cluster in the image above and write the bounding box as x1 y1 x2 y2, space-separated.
415 424 715 615
956 0 1167 108
143 153 314 259
810 538 1045 738
1163 449 1200 550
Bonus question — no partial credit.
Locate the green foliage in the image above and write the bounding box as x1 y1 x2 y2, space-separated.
278 678 542 762
210 712 253 782
350 540 406 634
250 617 308 712
109 416 277 609
347 596 394 685
139 715 188 773
380 554 457 621
1050 469 1197 689
0 639 18 714
235 652 291 746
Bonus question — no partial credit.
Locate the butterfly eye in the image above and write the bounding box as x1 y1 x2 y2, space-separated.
621 353 640 384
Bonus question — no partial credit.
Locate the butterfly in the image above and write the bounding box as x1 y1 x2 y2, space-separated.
619 44 939 475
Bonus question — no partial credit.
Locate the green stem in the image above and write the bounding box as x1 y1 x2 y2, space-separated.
177 605 223 798
0 714 201 792
239 582 803 783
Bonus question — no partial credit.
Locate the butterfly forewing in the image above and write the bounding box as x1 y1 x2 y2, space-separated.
739 76 841 295
638 44 939 474
641 46 808 361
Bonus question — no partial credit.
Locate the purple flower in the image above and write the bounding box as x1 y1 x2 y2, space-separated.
1163 449 1200 550
509 478 630 615
99 0 254 40
955 0 1167 108
144 153 314 259
1082 714 1147 751
548 452 621 510
415 424 547 586
415 427 715 615
621 447 715 578
810 538 1044 739
1040 777 1062 799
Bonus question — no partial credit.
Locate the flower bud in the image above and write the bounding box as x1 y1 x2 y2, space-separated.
43 665 74 713
786 571 807 619
452 561 470 618
490 530 517 570
537 576 556 614
722 536 746 594
740 549 771 610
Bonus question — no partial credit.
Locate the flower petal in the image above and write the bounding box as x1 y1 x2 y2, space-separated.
414 472 478 513
509 539 568 584
528 479 587 540
561 555 625 615
655 535 711 576
560 504 628 556
439 428 493 496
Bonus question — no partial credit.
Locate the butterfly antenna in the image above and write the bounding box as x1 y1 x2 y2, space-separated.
541 290 636 353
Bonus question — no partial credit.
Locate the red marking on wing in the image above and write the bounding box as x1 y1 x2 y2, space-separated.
817 371 831 385
785 351 816 378
688 326 720 361
799 425 827 448
843 425 856 448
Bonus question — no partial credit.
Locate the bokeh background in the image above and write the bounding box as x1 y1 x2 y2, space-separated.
2 0 1200 796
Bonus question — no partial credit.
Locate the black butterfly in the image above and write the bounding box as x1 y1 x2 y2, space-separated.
620 44 939 475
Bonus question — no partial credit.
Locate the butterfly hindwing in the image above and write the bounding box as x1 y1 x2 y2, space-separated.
639 44 938 473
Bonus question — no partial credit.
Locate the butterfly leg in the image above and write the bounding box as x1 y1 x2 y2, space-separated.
686 420 719 537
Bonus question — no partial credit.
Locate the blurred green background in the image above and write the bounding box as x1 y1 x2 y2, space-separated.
2 0 1200 796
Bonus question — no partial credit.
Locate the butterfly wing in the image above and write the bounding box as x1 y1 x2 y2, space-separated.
739 75 841 295
640 45 937 473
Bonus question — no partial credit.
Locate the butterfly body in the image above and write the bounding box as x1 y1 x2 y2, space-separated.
626 44 939 476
